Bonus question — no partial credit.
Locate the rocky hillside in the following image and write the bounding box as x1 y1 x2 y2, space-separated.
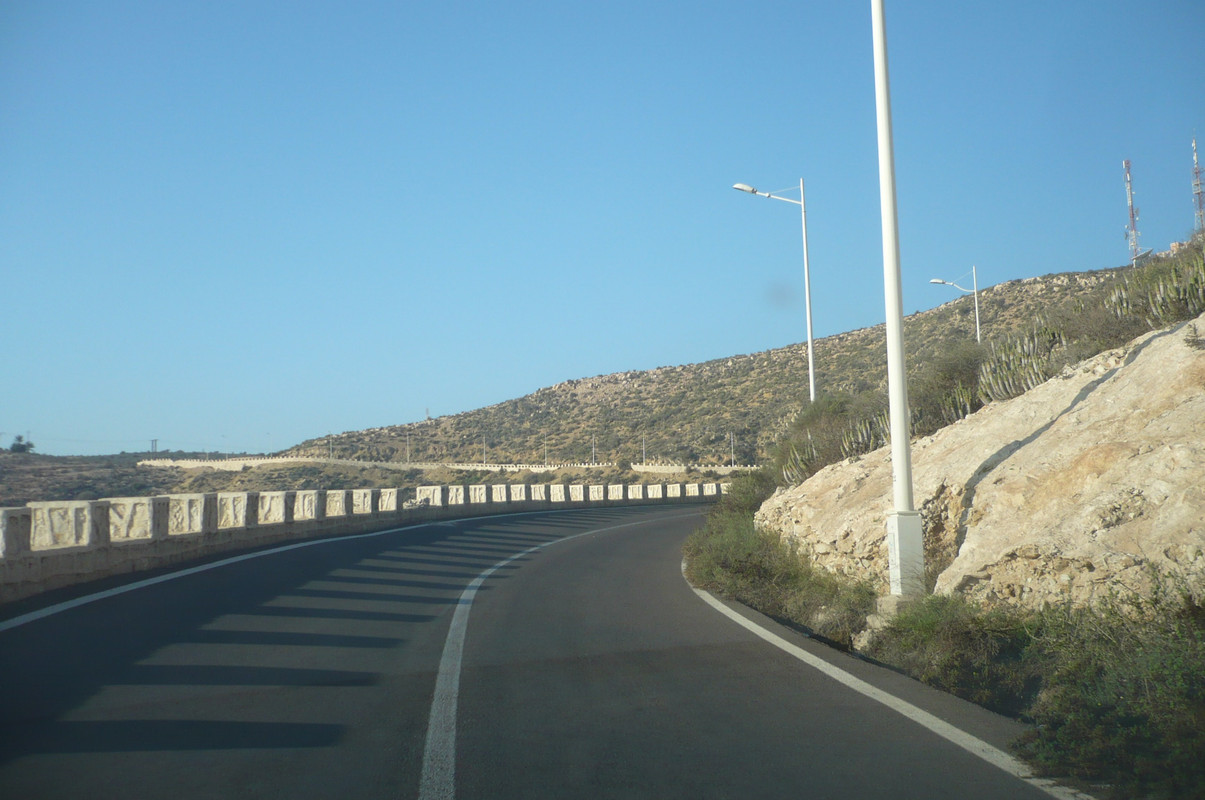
285 269 1116 467
755 311 1205 609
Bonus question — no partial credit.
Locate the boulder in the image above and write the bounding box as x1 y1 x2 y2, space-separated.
755 312 1205 609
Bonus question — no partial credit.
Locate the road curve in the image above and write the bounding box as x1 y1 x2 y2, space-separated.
0 506 1072 799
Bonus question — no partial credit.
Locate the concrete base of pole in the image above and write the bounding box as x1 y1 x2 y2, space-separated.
875 594 917 617
854 593 921 652
887 511 925 596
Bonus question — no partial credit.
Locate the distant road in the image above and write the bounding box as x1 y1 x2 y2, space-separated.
0 506 1070 799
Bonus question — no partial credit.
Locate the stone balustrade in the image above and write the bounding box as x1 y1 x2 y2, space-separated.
0 481 726 604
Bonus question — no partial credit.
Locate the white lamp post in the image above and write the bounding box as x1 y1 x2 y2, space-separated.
872 0 924 597
732 179 816 402
929 265 981 343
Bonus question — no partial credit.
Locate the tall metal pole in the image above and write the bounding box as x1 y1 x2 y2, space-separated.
733 181 817 401
799 178 816 402
871 0 924 597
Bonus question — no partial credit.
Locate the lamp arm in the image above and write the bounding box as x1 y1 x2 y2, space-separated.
761 192 802 207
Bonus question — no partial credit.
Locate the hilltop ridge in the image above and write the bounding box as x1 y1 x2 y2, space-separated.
285 268 1117 467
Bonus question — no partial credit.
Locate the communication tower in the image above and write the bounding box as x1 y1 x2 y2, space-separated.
1123 159 1141 266
1193 137 1205 234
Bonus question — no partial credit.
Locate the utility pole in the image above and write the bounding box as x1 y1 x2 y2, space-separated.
872 0 924 597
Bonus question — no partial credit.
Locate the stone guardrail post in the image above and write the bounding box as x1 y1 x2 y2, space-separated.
352 489 379 515
417 486 445 507
218 492 260 530
167 494 217 536
325 490 351 519
107 496 169 543
29 500 111 550
1 507 32 560
258 491 296 527
378 488 398 513
293 490 326 522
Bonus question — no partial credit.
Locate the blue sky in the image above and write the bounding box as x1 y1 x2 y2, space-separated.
2 1 1202 456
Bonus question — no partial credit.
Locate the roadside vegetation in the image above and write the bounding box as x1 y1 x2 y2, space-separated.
683 238 1205 800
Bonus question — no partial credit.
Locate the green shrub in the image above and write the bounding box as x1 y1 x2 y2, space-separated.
682 507 875 649
1015 584 1205 799
715 469 777 514
910 340 988 433
865 594 1037 716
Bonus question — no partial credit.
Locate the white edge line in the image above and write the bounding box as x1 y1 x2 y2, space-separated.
683 573 1098 800
417 511 702 800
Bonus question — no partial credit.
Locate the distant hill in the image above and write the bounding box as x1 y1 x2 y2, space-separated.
8 251 1199 506
284 267 1120 467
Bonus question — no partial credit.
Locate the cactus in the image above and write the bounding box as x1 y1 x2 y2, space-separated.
940 382 977 424
977 328 1062 404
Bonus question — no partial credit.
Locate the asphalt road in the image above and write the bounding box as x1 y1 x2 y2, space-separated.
0 505 1073 799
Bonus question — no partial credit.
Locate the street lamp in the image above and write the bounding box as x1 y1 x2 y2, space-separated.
929 265 981 343
732 179 816 402
872 0 924 598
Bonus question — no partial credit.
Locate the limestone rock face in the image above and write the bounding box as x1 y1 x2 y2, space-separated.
754 313 1205 609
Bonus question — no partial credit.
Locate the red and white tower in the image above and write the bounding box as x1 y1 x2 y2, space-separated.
1193 137 1204 235
1123 159 1141 266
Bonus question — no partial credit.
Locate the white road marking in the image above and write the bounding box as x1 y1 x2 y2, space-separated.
416 511 702 800
685 576 1098 800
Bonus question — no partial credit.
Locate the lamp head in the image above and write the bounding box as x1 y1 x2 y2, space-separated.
929 279 945 284
732 183 758 194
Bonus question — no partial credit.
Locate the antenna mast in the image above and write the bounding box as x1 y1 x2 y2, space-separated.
1193 137 1205 235
1123 159 1141 266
